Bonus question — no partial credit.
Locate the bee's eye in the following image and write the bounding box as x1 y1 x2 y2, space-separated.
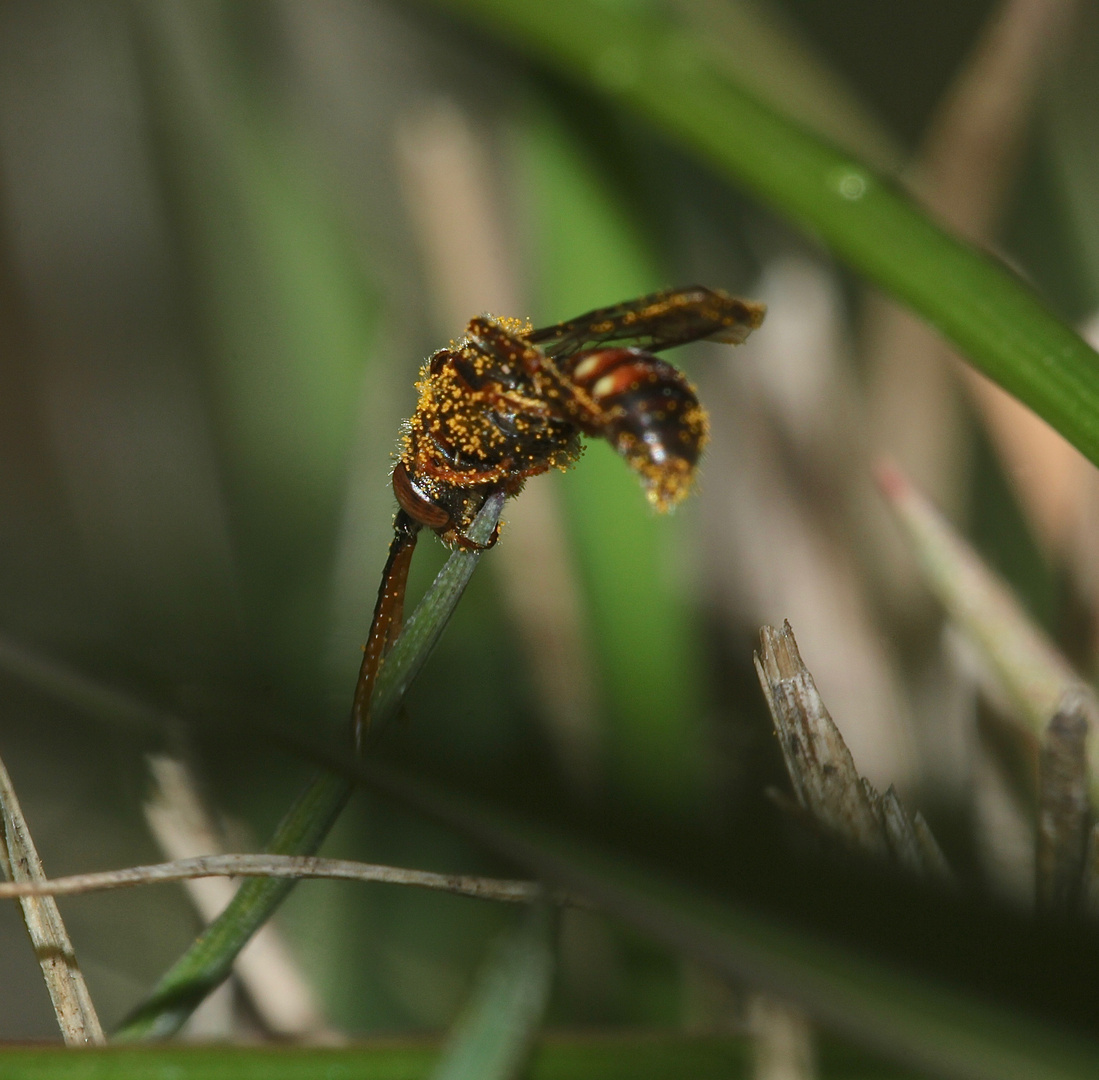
393 462 452 529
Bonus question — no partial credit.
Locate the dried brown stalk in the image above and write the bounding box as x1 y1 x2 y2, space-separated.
0 750 104 1044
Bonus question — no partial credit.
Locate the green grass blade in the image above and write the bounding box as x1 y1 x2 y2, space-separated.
430 0 1099 467
114 769 352 1041
357 758 1099 1080
0 1033 925 1079
431 902 555 1080
115 496 504 1040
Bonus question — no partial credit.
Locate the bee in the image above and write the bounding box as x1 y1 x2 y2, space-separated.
352 286 765 743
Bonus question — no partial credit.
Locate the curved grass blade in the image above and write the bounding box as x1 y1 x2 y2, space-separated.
431 902 555 1080
115 494 504 1040
427 0 1099 469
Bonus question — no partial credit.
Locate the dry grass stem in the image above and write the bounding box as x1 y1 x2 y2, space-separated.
910 812 953 880
0 852 578 907
0 751 104 1044
878 786 928 876
756 622 950 881
878 462 1099 755
756 623 886 856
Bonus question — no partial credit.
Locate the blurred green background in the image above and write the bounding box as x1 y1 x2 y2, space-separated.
0 0 1096 1059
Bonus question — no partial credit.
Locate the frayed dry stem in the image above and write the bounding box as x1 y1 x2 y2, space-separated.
0 853 587 908
757 621 951 882
0 751 104 1044
756 622 887 858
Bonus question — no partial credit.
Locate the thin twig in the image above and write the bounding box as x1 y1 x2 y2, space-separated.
0 852 584 907
0 751 105 1044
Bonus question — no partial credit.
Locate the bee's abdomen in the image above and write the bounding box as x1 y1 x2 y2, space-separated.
564 347 708 509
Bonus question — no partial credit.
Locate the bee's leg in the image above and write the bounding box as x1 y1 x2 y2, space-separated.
352 511 421 750
452 522 502 551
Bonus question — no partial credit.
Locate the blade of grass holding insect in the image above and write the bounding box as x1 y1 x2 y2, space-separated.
876 463 1099 759
428 0 1099 469
430 902 555 1080
365 491 506 736
143 756 333 1041
354 757 1099 1080
115 495 504 1040
0 749 104 1045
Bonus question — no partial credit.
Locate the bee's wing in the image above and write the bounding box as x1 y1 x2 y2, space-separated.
526 286 765 359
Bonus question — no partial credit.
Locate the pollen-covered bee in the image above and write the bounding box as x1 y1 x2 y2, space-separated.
352 286 765 742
